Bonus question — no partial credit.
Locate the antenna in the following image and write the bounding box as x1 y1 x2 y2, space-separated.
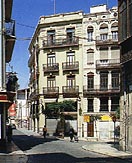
106 0 108 7
54 0 56 14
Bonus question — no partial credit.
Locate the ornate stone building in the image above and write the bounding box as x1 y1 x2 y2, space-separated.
28 4 120 140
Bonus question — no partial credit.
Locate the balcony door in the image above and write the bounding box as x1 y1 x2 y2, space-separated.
66 28 75 43
112 72 119 89
67 75 75 92
47 53 55 67
47 77 56 91
87 73 94 90
100 72 108 90
66 52 75 68
47 30 55 45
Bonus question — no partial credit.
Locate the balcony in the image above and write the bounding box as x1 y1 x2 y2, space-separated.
96 59 120 70
29 72 35 83
29 89 39 100
5 20 16 63
83 85 120 97
62 86 79 98
43 63 59 73
96 35 118 46
62 61 79 71
43 87 59 98
43 37 79 49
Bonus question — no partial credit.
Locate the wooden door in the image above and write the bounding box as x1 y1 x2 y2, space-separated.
87 122 94 137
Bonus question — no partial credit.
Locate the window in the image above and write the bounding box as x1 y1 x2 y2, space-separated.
87 49 94 64
66 28 75 43
112 72 119 89
111 46 120 59
67 75 75 87
100 23 108 40
47 77 55 88
87 99 94 112
87 26 93 42
111 22 118 40
47 53 55 66
67 52 75 64
100 72 108 90
100 97 108 112
111 97 119 111
47 30 55 45
87 73 94 90
100 47 108 60
100 33 108 40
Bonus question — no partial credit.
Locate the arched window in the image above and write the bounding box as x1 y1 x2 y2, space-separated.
87 26 93 42
99 23 108 40
111 22 118 40
87 49 94 64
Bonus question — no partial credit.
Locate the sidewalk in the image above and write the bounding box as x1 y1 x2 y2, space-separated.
0 140 27 163
82 141 132 158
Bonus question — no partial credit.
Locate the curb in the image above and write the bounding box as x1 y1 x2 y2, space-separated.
82 144 132 158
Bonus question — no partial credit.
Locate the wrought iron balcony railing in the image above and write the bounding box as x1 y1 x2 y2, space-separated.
5 20 15 36
5 19 16 63
96 34 118 45
83 85 120 95
43 87 59 98
62 86 79 94
62 61 79 71
29 89 39 100
43 63 59 72
43 37 79 48
96 59 120 70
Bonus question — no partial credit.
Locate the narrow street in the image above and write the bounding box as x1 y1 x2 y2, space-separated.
11 129 132 163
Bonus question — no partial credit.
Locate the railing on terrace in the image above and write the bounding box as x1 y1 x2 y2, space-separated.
43 63 59 72
62 61 79 71
5 20 15 36
43 37 79 48
96 59 120 69
83 85 120 94
96 35 118 44
62 86 79 94
43 87 59 96
29 89 39 100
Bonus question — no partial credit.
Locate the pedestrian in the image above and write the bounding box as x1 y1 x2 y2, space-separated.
7 124 12 142
74 134 79 142
43 125 47 138
69 127 74 142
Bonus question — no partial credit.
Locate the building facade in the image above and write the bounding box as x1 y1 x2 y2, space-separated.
16 88 30 129
81 5 120 140
118 0 132 151
0 0 16 144
28 4 120 140
28 11 83 135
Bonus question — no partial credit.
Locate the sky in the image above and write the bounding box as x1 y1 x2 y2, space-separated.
8 0 118 89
